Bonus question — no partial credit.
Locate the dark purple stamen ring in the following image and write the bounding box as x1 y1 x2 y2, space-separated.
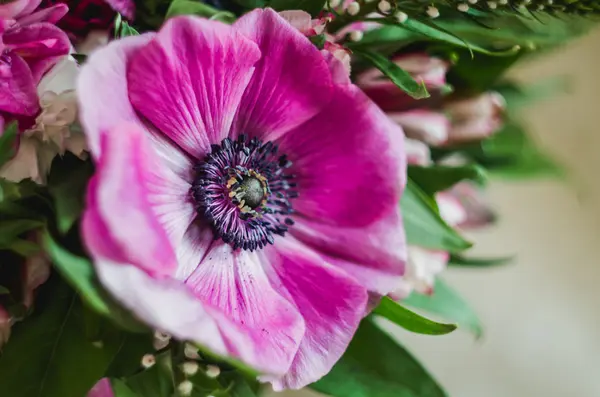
191 134 298 251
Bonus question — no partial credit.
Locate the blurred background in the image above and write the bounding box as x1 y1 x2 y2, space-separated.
269 26 600 397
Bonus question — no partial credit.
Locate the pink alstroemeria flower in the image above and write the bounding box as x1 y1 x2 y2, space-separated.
0 0 70 129
87 379 113 397
78 9 406 389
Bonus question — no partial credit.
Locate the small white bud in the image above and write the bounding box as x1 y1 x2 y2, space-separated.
498 0 508 4
141 354 156 369
377 0 392 13
153 331 171 350
206 364 221 378
468 0 478 4
522 0 531 4
426 6 440 18
329 0 341 8
184 343 200 360
92 341 103 348
181 361 199 376
349 30 364 42
536 4 544 9
177 380 193 396
487 1 497 8
546 0 553 4
347 1 360 15
395 11 408 22
457 3 469 11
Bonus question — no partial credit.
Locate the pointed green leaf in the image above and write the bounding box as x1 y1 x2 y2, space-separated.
408 164 487 195
43 231 148 333
311 319 448 397
0 277 126 397
449 254 513 267
401 179 472 252
0 121 18 167
111 379 139 397
354 49 430 100
0 220 44 247
374 297 457 335
404 278 483 338
166 0 235 22
126 353 174 397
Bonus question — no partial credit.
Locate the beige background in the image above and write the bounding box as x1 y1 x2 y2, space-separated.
268 28 600 397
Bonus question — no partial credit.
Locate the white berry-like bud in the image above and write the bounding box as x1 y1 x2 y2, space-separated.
499 0 508 4
468 0 478 4
182 361 199 376
536 4 544 9
378 0 392 13
184 343 200 360
349 30 364 42
141 354 156 368
178 380 193 396
395 11 408 22
487 1 497 8
457 3 469 11
329 0 341 8
92 341 103 348
347 1 360 15
426 6 439 17
206 364 221 378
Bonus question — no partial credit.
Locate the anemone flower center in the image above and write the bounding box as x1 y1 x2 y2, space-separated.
191 135 298 252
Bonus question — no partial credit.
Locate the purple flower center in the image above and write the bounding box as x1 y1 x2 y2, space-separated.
192 134 297 251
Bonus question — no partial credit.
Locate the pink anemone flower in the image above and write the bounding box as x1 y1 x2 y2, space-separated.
0 0 70 129
78 9 406 389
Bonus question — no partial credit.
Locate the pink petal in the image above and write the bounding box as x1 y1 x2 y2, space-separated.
0 52 38 116
291 206 407 295
0 0 40 19
279 10 312 34
77 33 155 157
388 110 450 146
277 84 404 227
17 4 68 25
87 379 113 397
262 239 367 390
231 8 333 141
105 0 135 19
405 137 432 166
321 49 350 85
127 16 260 159
88 122 178 278
3 22 70 82
185 241 305 376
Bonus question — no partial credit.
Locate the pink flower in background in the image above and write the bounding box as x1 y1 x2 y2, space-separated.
78 9 406 390
0 0 70 127
357 53 506 146
87 379 113 397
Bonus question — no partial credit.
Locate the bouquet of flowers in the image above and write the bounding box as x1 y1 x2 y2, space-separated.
0 0 594 395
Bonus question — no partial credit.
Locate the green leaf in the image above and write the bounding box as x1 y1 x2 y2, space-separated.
105 333 155 378
404 278 483 338
374 297 457 336
401 179 472 252
166 0 235 23
72 53 87 65
0 285 9 294
47 155 94 234
0 220 43 247
401 18 520 57
0 277 126 397
449 254 513 267
268 0 325 16
126 353 174 397
0 121 18 167
43 231 148 333
111 379 139 397
232 0 266 9
115 14 139 38
408 164 487 196
311 319 448 397
495 77 569 115
354 50 430 100
8 238 41 256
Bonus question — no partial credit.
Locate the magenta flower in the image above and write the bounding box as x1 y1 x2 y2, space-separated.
78 9 406 389
0 0 70 129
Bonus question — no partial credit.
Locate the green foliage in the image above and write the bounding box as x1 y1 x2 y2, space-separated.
115 13 140 37
449 254 514 267
408 164 487 196
404 278 483 338
312 319 448 397
0 121 18 167
43 231 148 333
0 277 128 397
269 0 326 16
354 49 430 99
374 297 457 335
47 154 93 234
166 0 236 22
401 179 472 252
